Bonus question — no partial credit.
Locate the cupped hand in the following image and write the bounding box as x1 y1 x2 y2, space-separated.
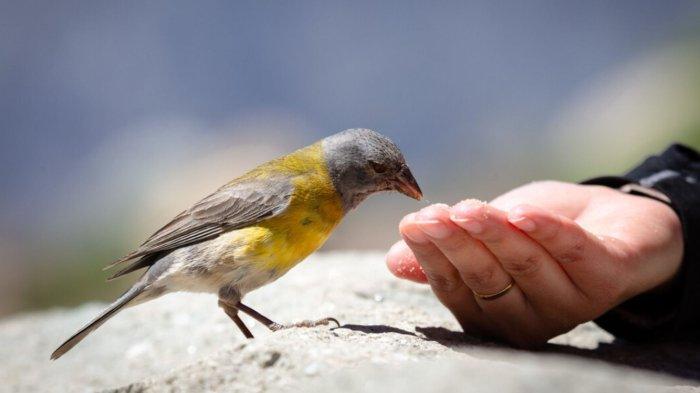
386 181 683 346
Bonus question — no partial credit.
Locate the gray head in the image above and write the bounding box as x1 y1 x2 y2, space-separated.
322 129 422 211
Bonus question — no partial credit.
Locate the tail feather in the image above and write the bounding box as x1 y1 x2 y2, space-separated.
50 284 146 360
106 252 165 281
102 251 141 271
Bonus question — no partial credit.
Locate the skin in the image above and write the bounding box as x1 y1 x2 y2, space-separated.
385 181 683 347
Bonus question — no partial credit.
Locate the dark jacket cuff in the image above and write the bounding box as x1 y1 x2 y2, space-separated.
583 144 700 342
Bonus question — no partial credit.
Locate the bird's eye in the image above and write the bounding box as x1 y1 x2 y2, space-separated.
369 161 389 174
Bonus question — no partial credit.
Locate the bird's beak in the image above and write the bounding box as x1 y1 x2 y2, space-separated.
394 166 423 200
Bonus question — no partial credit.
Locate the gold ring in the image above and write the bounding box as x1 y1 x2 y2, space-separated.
473 281 514 300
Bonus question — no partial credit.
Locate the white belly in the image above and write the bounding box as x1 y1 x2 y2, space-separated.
147 241 288 299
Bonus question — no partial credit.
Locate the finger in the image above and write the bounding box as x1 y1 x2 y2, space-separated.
399 212 485 332
450 201 585 313
385 240 428 283
414 204 544 342
414 205 516 299
506 204 625 301
400 212 464 294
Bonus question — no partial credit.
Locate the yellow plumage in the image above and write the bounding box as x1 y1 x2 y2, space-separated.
224 141 344 273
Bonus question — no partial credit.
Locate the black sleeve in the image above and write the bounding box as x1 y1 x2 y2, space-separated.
581 144 700 342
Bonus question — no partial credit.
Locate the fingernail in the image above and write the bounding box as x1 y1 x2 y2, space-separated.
412 205 452 239
450 204 485 234
402 225 430 244
509 215 536 232
416 219 452 239
451 218 483 234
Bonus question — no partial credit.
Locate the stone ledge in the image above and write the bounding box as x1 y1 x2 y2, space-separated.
1 252 698 392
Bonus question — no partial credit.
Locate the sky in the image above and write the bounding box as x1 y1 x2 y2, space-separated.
1 1 699 312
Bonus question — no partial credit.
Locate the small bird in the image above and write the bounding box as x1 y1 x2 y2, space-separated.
52 129 422 359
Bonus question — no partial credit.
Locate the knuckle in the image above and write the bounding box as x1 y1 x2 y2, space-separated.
477 226 505 244
482 232 505 245
425 271 461 293
438 236 468 254
460 265 498 289
538 216 563 240
555 240 586 264
501 254 541 277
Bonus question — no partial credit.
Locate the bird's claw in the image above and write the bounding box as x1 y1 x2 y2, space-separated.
270 317 341 331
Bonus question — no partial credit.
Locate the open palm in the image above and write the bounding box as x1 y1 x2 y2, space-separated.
386 181 683 346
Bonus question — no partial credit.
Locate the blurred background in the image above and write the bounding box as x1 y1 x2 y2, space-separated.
1 1 699 316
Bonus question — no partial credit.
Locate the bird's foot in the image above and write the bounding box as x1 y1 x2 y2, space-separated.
269 317 341 332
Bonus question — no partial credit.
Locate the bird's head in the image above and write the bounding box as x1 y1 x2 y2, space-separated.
322 129 422 211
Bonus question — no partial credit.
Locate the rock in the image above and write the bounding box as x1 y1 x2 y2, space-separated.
1 252 698 392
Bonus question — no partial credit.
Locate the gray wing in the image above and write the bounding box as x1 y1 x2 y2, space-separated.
105 177 294 272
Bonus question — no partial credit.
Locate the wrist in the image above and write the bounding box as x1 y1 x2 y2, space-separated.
585 144 699 342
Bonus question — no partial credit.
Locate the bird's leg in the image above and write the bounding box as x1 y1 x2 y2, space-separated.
217 299 254 339
233 302 283 330
235 301 340 332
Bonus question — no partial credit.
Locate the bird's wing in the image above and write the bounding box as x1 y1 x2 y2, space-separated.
106 176 294 270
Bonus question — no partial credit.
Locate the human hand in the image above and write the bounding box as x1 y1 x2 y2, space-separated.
386 181 683 346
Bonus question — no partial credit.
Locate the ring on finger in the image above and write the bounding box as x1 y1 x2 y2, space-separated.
472 281 514 300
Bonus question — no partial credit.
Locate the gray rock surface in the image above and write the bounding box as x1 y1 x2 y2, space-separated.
1 252 699 392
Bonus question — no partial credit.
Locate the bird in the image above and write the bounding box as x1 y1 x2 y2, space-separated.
51 128 422 359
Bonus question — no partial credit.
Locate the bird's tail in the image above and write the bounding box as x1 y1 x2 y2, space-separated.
50 283 147 360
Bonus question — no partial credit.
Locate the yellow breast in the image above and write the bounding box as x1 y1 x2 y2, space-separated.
223 142 345 273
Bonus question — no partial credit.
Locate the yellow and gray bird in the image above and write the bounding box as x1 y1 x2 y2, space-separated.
52 128 422 359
